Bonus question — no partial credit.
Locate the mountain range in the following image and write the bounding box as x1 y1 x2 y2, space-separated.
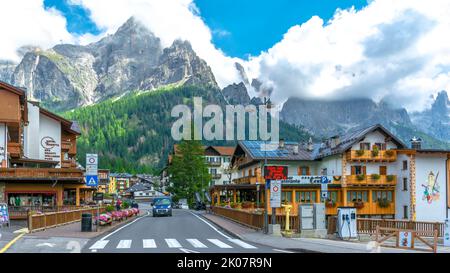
0 16 449 153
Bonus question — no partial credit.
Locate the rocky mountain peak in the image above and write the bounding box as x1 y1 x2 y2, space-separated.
432 90 449 114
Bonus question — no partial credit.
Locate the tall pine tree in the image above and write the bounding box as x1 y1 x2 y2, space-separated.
168 140 211 206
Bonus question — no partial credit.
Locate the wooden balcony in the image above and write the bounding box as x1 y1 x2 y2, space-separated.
0 168 83 180
346 150 397 162
61 140 72 151
61 160 77 168
346 175 397 186
233 175 264 185
7 142 21 158
207 161 221 167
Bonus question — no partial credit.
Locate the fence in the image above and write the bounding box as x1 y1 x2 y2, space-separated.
211 206 299 231
9 205 92 220
28 207 105 232
357 218 444 237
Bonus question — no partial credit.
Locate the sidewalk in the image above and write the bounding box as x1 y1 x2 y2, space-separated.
4 207 150 253
201 212 450 253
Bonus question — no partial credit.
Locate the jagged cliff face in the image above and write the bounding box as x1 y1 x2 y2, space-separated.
280 97 413 137
411 91 450 142
0 60 16 83
5 17 218 111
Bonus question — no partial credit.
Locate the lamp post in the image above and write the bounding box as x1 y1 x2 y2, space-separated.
262 97 273 234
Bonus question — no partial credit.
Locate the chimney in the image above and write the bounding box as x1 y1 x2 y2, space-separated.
307 137 314 151
279 139 285 149
410 137 422 150
293 144 299 155
330 135 340 149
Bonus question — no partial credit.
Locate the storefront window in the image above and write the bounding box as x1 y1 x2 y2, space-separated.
282 191 292 203
295 191 316 203
7 193 56 207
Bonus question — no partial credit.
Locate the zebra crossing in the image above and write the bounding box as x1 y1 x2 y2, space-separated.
89 238 257 251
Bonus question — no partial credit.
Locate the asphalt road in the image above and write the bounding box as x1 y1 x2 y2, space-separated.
83 207 278 253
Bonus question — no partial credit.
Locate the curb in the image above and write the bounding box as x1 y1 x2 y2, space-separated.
198 212 247 240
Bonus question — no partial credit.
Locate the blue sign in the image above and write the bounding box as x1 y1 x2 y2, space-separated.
86 175 98 187
321 176 330 184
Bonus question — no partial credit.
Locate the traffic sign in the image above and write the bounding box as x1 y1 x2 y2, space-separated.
86 154 98 176
270 180 282 208
86 175 98 187
321 176 329 184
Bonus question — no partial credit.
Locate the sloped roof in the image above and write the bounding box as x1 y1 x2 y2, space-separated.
238 140 313 161
314 124 407 159
172 144 235 156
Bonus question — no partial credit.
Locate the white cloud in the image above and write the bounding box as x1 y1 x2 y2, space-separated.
0 0 75 62
245 0 450 112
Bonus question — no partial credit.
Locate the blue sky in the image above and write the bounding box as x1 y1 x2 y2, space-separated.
44 0 367 58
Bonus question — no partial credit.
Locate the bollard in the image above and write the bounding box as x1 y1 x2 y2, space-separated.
281 204 292 233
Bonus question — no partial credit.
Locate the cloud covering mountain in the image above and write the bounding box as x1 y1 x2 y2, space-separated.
2 0 450 112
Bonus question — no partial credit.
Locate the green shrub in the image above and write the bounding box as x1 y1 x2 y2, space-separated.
356 174 366 181
377 198 390 208
105 205 115 212
385 150 394 157
356 150 365 157
386 175 395 182
371 145 379 157
121 201 130 209
371 174 381 180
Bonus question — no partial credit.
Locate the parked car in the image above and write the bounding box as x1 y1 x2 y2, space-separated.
179 199 189 210
152 198 172 217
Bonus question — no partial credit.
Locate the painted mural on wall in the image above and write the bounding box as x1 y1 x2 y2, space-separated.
422 171 440 204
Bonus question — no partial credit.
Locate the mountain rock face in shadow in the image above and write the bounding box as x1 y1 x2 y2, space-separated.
4 17 217 111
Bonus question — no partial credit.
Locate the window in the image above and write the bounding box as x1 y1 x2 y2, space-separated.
210 168 217 175
223 157 230 163
321 168 328 176
379 166 387 175
281 191 292 203
403 206 408 219
298 166 310 175
403 178 408 191
374 143 387 150
295 191 316 203
402 160 408 170
372 191 394 202
347 191 368 202
351 165 366 175
329 191 339 202
360 142 370 150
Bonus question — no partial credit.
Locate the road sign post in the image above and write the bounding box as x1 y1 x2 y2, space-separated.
86 153 99 231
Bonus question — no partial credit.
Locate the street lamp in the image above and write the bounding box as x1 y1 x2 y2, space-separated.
262 97 274 234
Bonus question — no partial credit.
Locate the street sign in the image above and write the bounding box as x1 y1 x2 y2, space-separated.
399 231 412 248
94 192 104 201
86 175 99 187
0 203 9 227
321 183 328 192
445 219 450 247
321 191 328 199
321 176 329 184
270 180 281 208
86 154 98 175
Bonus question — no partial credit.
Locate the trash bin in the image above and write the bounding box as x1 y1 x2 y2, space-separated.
81 213 92 232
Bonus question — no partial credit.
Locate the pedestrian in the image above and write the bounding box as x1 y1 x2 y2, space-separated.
116 199 122 211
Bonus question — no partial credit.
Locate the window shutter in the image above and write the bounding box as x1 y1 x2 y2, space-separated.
362 166 367 175
351 166 356 175
306 167 310 175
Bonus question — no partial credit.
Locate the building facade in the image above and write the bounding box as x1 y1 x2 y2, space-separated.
0 81 91 212
210 124 450 222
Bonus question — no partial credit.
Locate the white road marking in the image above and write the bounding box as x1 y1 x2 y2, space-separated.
165 239 182 248
36 243 56 248
99 211 150 241
228 239 257 249
180 248 200 253
117 240 132 249
187 239 207 248
189 212 231 239
273 248 294 253
208 239 233 248
89 240 109 250
143 239 157 248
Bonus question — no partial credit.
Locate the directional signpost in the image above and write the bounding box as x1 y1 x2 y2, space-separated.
320 176 330 201
86 153 99 231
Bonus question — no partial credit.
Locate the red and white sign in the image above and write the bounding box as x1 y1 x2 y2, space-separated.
270 180 282 208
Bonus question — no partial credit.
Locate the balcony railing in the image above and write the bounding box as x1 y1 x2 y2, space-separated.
346 150 397 162
233 175 264 185
207 161 221 167
7 142 21 158
0 168 83 180
61 160 77 168
346 175 397 186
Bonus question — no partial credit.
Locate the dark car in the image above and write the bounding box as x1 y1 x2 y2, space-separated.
152 198 172 217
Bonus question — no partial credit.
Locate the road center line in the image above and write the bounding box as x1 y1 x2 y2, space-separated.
189 211 231 240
